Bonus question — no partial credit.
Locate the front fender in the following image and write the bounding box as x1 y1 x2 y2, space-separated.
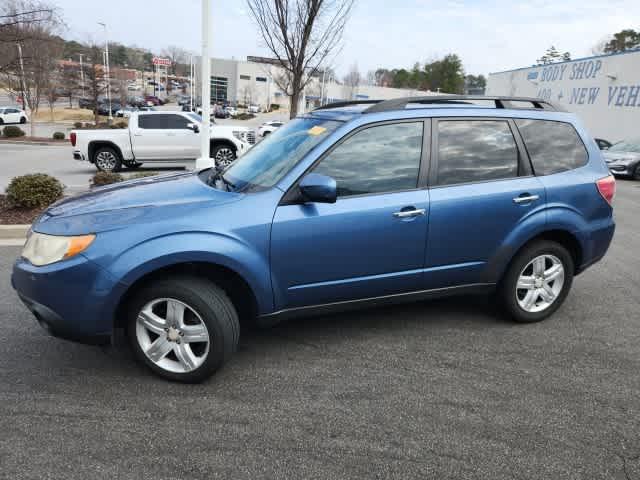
102 231 273 315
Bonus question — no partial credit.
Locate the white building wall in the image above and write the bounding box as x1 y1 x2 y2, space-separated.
207 57 440 111
487 50 640 142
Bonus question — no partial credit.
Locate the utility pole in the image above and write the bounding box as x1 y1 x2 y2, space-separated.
78 54 85 99
189 54 194 111
195 0 212 170
98 22 113 122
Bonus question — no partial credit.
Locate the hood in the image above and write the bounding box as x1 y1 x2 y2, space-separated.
35 171 241 235
603 151 640 163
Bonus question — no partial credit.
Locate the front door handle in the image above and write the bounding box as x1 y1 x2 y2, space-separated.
393 208 426 218
513 194 540 204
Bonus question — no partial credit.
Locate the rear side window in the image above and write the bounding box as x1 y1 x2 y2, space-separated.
138 115 163 129
436 120 519 186
515 119 588 175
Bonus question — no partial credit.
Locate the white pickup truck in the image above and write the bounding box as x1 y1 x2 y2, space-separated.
70 111 256 172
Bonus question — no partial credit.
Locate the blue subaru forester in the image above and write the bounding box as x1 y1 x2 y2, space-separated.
12 96 616 382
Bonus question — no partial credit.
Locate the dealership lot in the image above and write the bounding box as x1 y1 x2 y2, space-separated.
0 181 638 478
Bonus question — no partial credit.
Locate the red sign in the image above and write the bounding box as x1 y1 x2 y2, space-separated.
152 57 171 66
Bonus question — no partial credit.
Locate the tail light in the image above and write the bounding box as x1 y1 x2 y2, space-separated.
596 175 616 206
70 132 76 147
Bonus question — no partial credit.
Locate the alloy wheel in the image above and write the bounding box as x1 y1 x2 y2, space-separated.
515 254 565 313
214 148 235 167
135 298 210 373
95 151 117 171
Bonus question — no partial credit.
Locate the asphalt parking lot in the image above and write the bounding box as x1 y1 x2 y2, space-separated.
0 181 638 479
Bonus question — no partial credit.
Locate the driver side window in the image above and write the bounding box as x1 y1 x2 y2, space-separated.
312 122 423 197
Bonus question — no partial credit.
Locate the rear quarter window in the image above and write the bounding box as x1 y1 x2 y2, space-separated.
515 119 588 176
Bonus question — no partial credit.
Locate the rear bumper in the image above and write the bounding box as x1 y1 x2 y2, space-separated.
576 220 615 274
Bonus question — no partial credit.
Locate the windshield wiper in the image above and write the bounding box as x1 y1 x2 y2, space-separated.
207 166 236 191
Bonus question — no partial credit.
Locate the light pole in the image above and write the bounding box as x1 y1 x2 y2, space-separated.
189 54 194 112
195 0 212 170
98 22 113 122
78 53 85 99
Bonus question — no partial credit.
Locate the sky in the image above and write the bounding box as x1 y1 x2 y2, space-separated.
53 0 640 77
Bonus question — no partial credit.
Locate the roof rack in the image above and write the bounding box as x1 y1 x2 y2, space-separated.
312 96 564 114
313 100 382 111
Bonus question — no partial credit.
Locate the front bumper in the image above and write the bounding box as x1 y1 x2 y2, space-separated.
11 254 120 345
606 160 638 176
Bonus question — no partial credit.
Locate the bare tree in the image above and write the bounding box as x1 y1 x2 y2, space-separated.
343 62 360 99
246 0 355 118
161 45 189 76
79 44 107 124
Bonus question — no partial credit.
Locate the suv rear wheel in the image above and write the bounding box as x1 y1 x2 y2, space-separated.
500 240 574 323
127 276 239 383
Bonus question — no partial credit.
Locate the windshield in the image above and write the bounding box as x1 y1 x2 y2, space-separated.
609 139 640 153
224 117 341 192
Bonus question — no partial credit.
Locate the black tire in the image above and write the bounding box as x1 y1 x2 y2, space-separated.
633 164 640 181
127 276 239 383
93 146 122 172
499 240 574 323
210 144 237 168
19 116 26 124
0 118 4 125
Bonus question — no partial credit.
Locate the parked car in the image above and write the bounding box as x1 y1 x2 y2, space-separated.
78 97 96 110
595 138 612 150
128 96 147 108
214 107 230 119
258 120 284 137
69 110 255 172
116 106 139 118
248 104 261 114
13 96 616 382
144 95 163 106
0 106 28 124
127 84 141 91
603 138 640 180
97 102 121 116
177 96 191 107
225 106 238 116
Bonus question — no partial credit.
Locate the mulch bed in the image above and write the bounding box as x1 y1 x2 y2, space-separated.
0 195 45 225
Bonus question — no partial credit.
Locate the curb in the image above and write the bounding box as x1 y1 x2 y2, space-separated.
0 225 30 240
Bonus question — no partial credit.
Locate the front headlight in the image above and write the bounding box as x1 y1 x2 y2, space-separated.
22 232 95 266
232 130 247 142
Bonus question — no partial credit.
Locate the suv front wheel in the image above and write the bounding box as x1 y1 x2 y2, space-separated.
127 276 239 383
500 240 574 323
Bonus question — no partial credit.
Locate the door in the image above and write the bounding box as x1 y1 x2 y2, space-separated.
131 114 199 160
271 121 430 310
424 118 546 289
4 108 21 123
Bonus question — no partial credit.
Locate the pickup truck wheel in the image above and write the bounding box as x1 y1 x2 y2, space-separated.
94 147 122 172
127 276 239 383
211 145 236 167
499 240 574 323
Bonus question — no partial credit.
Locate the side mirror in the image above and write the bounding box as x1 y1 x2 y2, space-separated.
299 173 337 204
187 123 199 133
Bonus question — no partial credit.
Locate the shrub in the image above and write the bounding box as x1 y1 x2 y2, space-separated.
73 121 83 129
91 171 123 187
6 174 64 208
233 113 255 121
270 103 280 111
52 131 65 140
2 125 25 138
128 171 158 180
114 121 127 129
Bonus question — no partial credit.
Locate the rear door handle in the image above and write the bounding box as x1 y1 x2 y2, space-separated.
393 208 426 218
513 194 539 204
